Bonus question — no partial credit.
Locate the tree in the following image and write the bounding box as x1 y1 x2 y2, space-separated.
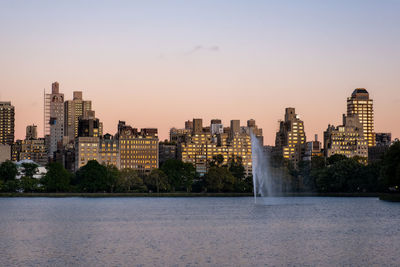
311 156 326 170
21 163 38 177
210 154 224 167
204 166 235 192
228 155 245 180
161 159 195 192
0 160 18 182
74 160 114 192
1 179 19 192
380 141 400 190
326 154 347 165
146 169 169 193
181 163 196 192
116 168 146 192
19 176 40 192
105 165 120 193
315 157 363 192
41 162 71 192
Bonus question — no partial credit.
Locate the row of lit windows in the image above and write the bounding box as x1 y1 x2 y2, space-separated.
121 160 157 164
121 155 157 159
120 145 157 149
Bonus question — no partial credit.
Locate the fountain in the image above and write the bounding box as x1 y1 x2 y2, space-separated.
251 133 274 202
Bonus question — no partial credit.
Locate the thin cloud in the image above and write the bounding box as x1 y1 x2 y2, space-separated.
186 45 220 55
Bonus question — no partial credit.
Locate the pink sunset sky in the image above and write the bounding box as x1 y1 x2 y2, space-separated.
1 1 399 145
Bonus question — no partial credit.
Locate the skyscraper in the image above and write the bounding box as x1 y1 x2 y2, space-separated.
26 125 38 140
230 120 240 137
0 101 15 145
210 119 223 135
246 119 263 145
193 119 203 134
64 91 92 141
347 88 375 147
45 82 64 158
275 108 306 164
78 110 102 137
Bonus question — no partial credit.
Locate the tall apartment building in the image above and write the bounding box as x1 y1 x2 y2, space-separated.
347 88 375 147
176 119 254 176
245 119 263 145
0 101 15 145
170 127 191 143
17 125 48 166
99 134 120 169
210 119 224 135
45 82 64 158
193 119 203 134
26 124 38 140
75 136 100 170
74 111 103 169
275 108 306 164
118 122 159 173
230 120 240 136
324 114 368 160
11 140 22 162
20 138 48 166
185 120 193 130
78 110 102 137
64 91 92 141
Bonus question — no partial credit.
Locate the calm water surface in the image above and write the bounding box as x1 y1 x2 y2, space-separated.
0 197 399 266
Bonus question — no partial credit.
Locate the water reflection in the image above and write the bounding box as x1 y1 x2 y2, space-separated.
0 197 399 266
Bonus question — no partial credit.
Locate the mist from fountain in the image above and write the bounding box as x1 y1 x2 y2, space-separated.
251 133 275 202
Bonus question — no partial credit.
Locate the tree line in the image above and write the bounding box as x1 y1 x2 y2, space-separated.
273 140 400 193
0 156 252 193
1 141 399 194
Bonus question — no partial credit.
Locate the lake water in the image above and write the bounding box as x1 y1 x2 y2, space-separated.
0 197 399 266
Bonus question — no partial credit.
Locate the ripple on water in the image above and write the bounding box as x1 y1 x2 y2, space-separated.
0 197 399 266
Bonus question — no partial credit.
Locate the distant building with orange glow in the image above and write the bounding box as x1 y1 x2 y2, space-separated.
275 108 306 165
347 88 375 147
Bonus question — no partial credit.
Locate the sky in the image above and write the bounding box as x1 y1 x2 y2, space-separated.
0 0 399 144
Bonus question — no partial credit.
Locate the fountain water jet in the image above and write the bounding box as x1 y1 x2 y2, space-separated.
251 133 274 202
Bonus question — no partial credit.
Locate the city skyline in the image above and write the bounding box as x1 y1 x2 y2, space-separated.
1 1 399 144
2 83 398 145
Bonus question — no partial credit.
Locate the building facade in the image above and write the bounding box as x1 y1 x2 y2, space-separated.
347 88 375 147
78 110 102 137
45 82 64 158
275 108 306 165
64 91 92 142
0 144 11 163
75 136 99 170
375 133 392 146
303 135 323 161
99 134 120 169
0 101 15 145
26 125 38 140
118 123 159 173
159 142 177 165
175 119 255 176
19 138 48 166
324 114 368 160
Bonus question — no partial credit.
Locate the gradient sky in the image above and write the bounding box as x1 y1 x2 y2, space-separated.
1 0 399 144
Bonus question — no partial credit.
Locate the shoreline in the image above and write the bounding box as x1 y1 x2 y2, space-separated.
379 194 400 202
0 192 382 198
